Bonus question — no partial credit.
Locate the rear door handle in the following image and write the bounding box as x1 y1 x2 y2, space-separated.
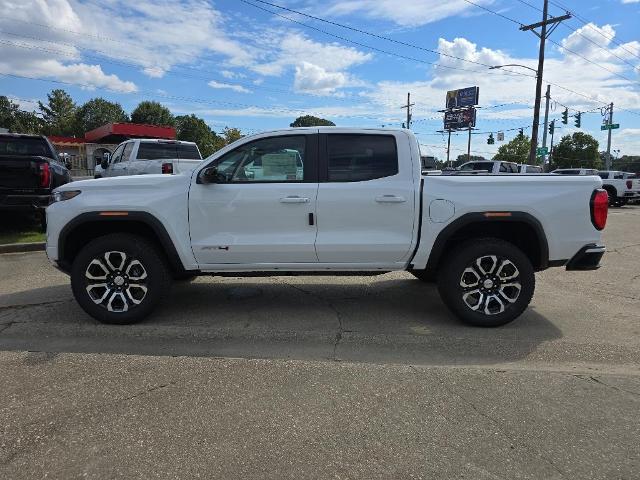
375 195 406 203
280 196 309 203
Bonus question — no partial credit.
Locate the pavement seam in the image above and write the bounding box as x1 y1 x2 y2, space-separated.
572 374 640 398
410 365 568 479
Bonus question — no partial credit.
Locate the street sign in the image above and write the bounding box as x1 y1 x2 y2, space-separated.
444 107 476 130
600 123 620 131
497 132 504 142
445 87 479 109
536 147 548 156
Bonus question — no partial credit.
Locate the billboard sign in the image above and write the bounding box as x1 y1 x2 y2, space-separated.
444 107 477 130
446 86 479 109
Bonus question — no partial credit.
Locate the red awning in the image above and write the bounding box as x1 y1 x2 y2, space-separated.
48 135 86 145
84 123 176 143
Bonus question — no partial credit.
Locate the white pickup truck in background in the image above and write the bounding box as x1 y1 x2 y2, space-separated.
47 128 608 328
94 139 202 178
552 168 635 206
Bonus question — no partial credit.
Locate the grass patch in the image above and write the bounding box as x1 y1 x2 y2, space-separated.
0 213 46 245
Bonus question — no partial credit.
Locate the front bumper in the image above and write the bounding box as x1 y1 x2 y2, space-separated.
565 244 606 271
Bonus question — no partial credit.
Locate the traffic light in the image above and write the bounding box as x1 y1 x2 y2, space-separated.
548 120 555 135
518 128 524 138
487 133 495 145
574 112 581 128
562 108 568 124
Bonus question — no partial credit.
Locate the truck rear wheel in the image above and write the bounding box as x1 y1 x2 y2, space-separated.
71 233 171 324
437 238 535 327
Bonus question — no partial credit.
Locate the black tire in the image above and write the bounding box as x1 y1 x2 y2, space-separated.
437 238 535 327
71 233 171 324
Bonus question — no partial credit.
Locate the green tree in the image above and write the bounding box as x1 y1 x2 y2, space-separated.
551 132 601 169
75 98 129 133
38 89 77 136
290 115 335 127
222 127 243 145
175 114 219 157
493 134 531 164
131 100 175 126
0 96 44 134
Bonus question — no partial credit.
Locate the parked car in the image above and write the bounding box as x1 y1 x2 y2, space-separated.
458 160 520 173
518 164 543 173
0 133 72 228
551 168 632 207
47 128 607 327
623 172 640 202
94 139 202 178
597 171 636 207
551 168 599 176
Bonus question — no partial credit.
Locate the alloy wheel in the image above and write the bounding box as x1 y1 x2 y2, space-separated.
459 255 522 316
84 251 148 313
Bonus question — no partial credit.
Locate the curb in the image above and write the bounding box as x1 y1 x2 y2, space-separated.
0 242 46 254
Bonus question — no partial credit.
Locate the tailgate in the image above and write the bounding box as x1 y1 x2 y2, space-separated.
174 158 203 173
0 155 47 190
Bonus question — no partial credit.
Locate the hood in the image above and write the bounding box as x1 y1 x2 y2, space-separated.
55 172 192 191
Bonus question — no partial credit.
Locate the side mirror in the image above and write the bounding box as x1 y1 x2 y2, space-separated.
198 166 221 184
100 152 111 170
65 160 72 170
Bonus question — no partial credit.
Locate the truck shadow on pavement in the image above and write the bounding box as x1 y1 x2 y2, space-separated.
0 274 562 366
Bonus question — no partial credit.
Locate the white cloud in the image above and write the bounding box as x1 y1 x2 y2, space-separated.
293 62 350 95
0 0 136 92
208 80 251 93
621 0 640 4
322 0 494 27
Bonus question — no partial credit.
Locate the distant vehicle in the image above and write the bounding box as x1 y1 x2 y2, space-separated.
623 173 640 201
518 164 543 173
47 127 607 327
551 168 599 176
94 139 202 178
0 133 72 228
458 160 520 174
598 170 637 207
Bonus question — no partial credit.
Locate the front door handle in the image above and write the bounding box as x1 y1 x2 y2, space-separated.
280 196 309 204
375 195 406 203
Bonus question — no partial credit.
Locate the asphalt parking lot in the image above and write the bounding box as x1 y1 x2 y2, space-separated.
1 206 639 479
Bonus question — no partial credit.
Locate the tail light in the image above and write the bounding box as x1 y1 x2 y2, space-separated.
590 189 608 231
39 163 51 188
161 162 173 174
626 180 633 189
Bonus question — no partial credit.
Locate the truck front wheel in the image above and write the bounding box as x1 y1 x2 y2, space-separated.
71 233 171 324
437 238 535 327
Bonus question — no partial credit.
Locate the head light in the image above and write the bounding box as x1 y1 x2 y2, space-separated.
50 190 81 204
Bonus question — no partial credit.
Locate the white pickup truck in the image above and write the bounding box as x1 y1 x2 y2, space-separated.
46 128 608 327
94 139 202 178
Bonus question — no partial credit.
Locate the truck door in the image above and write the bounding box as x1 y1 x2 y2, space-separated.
189 133 319 265
315 132 416 265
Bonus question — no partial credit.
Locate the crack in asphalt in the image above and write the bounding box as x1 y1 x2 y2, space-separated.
275 280 347 361
573 374 640 398
412 365 567 479
117 381 177 404
0 299 71 312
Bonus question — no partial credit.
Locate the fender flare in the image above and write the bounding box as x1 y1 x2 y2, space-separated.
58 211 186 274
422 211 549 274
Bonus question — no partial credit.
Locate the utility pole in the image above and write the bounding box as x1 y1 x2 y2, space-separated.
467 127 472 160
446 130 452 166
541 84 551 166
401 92 414 129
605 102 614 170
520 0 571 165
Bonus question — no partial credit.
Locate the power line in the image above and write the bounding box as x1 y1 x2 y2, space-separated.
237 0 536 79
548 0 640 61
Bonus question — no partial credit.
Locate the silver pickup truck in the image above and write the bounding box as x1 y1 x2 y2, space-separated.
94 139 202 178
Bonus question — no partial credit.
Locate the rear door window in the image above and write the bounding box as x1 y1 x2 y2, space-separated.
325 134 398 182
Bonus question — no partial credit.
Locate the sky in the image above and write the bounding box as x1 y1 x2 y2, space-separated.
0 0 639 160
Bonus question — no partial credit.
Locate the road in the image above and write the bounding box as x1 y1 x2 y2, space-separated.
1 206 639 479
